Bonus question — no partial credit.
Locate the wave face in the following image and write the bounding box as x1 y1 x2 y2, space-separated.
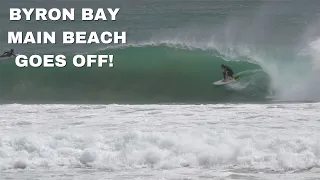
0 44 270 103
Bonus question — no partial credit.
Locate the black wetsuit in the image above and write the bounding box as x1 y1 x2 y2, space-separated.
0 51 15 58
223 66 234 79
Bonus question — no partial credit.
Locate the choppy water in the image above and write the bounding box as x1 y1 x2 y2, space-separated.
0 103 319 179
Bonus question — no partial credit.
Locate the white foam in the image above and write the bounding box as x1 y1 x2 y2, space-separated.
1 130 319 171
0 104 319 173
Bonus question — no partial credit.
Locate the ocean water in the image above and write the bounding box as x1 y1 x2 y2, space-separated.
0 0 320 179
0 0 320 103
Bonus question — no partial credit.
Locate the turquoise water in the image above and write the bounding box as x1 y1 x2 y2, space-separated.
0 0 319 103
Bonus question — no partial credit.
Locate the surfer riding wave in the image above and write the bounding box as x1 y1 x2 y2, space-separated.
221 64 236 81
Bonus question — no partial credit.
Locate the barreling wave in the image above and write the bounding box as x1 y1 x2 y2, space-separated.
0 44 271 103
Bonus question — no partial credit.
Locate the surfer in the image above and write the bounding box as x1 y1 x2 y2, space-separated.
0 49 16 58
221 64 234 81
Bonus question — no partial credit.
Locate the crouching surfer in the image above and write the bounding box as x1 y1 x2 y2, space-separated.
221 64 236 82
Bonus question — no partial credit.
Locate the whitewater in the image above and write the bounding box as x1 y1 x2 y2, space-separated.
0 104 320 180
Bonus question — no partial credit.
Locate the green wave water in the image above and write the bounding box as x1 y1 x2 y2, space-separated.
0 44 270 103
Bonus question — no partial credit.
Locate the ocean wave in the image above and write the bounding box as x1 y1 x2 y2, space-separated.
0 44 269 103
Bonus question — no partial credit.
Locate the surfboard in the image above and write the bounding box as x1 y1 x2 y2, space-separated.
213 76 239 86
0 56 10 60
0 54 20 60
